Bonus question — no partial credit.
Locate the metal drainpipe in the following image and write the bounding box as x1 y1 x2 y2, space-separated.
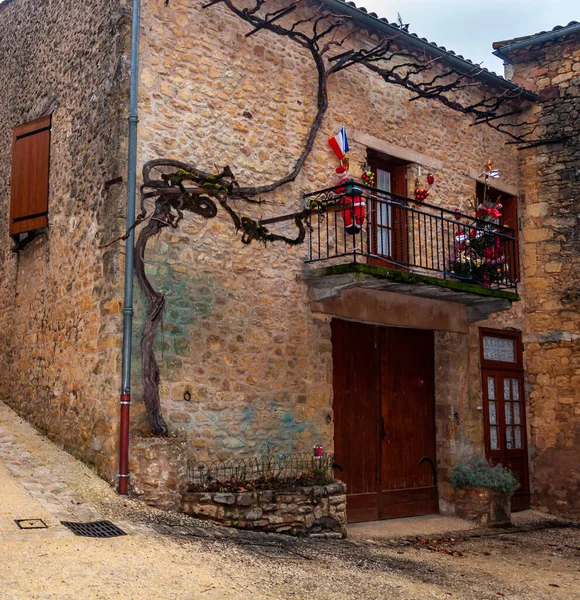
118 0 141 497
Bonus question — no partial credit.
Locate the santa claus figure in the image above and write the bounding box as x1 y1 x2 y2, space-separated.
336 164 366 235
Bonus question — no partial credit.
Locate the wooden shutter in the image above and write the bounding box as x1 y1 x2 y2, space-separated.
10 115 52 236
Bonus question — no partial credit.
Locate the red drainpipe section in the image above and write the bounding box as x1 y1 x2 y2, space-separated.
118 393 131 496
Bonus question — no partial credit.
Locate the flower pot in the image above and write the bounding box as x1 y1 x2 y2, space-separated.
454 487 511 526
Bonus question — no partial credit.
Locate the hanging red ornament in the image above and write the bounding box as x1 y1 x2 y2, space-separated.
454 209 462 220
427 173 435 185
414 187 429 202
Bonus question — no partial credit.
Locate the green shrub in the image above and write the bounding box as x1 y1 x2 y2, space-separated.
451 457 519 496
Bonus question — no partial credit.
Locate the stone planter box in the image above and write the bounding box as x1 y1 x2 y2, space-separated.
455 487 511 526
182 481 347 538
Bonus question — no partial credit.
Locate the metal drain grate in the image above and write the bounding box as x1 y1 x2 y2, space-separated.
61 520 126 538
15 519 48 530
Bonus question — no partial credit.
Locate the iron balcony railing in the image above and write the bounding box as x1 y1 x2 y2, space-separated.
303 183 519 291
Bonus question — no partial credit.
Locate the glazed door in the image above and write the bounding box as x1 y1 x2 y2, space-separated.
482 370 530 510
480 329 530 511
379 328 438 519
332 319 438 523
368 159 408 269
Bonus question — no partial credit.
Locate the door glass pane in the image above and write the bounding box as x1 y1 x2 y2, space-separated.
512 378 520 400
376 169 392 256
489 401 497 425
487 376 495 400
505 402 512 424
483 336 516 362
514 403 521 425
515 426 523 449
504 378 511 400
506 426 514 449
490 426 499 450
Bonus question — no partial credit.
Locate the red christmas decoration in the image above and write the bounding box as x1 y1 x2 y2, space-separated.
414 171 435 203
414 187 429 202
361 169 375 186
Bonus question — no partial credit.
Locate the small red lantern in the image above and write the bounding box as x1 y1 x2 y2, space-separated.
313 445 324 459
427 173 435 185
454 209 462 220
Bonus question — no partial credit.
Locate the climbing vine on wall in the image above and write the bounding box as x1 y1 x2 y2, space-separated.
111 0 543 435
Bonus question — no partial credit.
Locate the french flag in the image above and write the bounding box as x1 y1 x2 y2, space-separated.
328 127 349 161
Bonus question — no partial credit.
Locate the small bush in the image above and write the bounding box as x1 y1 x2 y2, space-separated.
451 457 519 496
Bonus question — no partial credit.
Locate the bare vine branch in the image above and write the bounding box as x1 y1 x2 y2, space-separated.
136 0 542 434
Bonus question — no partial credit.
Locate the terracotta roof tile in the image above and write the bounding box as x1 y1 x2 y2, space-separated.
493 21 580 49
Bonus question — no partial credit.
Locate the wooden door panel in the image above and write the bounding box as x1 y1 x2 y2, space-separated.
381 487 439 519
332 320 438 522
332 319 380 521
344 493 379 524
379 328 438 519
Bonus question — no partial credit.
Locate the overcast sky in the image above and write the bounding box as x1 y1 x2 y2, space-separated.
356 0 578 74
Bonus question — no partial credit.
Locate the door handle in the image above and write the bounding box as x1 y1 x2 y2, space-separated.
419 456 437 487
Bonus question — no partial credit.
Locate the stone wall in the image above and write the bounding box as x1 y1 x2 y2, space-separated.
182 481 347 537
502 32 580 517
0 0 129 481
0 0 546 517
135 0 523 479
129 436 189 511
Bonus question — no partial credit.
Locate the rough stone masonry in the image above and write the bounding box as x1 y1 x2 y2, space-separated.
0 0 577 519
497 27 580 517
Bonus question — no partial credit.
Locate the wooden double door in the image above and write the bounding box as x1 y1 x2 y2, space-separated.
332 319 438 523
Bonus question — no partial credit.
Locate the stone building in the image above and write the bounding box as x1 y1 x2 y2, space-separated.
493 21 580 516
0 0 578 521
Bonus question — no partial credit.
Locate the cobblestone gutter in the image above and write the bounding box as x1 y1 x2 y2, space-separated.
182 482 347 537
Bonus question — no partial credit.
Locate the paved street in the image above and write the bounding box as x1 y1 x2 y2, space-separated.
1 400 579 600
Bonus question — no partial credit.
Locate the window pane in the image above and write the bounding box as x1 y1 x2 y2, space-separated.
504 378 511 401
376 170 391 257
490 426 499 450
483 336 516 362
505 402 512 424
515 426 523 449
489 401 497 425
514 403 521 425
512 379 520 400
506 426 514 449
487 376 495 400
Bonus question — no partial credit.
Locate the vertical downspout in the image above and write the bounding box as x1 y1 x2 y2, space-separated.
118 0 141 496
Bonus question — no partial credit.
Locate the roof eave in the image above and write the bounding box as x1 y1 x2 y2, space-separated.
320 0 538 102
493 23 580 63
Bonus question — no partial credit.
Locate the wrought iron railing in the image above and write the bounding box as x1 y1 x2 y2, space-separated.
303 183 519 291
188 452 335 492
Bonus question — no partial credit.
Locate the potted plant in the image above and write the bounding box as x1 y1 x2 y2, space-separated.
451 457 518 526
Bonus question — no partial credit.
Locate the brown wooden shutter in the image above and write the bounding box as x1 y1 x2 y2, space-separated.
392 164 408 197
10 115 51 236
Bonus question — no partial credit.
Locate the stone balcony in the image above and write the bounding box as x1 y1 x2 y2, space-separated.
299 184 519 323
